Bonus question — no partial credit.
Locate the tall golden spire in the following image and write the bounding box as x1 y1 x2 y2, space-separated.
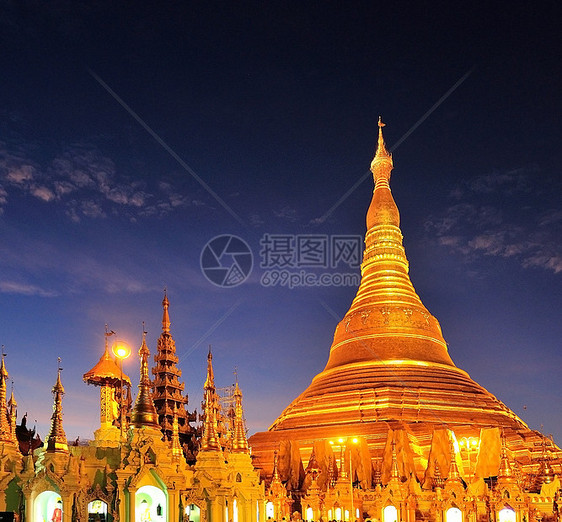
232 381 249 453
372 116 392 163
201 347 221 451
131 330 159 429
0 350 12 443
152 292 194 446
45 359 69 453
327 118 453 371
8 383 18 446
162 289 171 334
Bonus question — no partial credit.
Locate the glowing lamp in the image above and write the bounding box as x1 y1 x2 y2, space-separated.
111 339 131 439
112 341 131 360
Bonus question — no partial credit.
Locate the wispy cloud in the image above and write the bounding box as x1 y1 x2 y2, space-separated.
0 280 58 297
0 140 199 221
425 167 562 274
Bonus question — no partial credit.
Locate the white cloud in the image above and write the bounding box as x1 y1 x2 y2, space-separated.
0 280 58 297
1 138 220 223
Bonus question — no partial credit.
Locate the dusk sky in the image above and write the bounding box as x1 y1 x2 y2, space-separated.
0 2 561 445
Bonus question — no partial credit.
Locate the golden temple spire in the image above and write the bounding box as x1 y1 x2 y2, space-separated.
45 359 69 453
201 347 221 451
8 382 18 446
320 119 454 375
131 329 159 429
0 350 12 443
152 292 195 450
232 381 249 453
171 403 183 460
538 436 555 485
446 441 462 483
372 116 392 163
162 289 171 334
390 440 400 481
498 435 515 481
272 449 281 482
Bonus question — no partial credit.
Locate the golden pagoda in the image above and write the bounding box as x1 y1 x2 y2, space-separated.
152 291 197 460
249 120 562 520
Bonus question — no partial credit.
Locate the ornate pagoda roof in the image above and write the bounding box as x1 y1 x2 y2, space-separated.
83 341 131 386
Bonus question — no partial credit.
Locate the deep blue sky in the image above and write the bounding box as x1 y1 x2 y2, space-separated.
0 2 560 444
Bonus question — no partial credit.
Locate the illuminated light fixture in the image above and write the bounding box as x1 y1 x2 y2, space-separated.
112 341 131 360
112 340 131 438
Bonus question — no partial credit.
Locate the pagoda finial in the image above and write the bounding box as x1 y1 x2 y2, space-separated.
162 290 171 334
498 433 515 481
201 346 221 451
232 381 249 453
45 359 69 453
104 325 116 355
372 116 392 166
131 329 159 429
204 346 215 389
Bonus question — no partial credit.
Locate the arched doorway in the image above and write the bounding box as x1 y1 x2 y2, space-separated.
184 504 201 522
88 500 108 522
499 507 516 522
35 491 62 522
383 505 397 522
136 485 166 522
265 501 274 519
446 507 462 522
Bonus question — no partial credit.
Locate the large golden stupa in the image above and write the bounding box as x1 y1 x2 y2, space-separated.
249 120 561 495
